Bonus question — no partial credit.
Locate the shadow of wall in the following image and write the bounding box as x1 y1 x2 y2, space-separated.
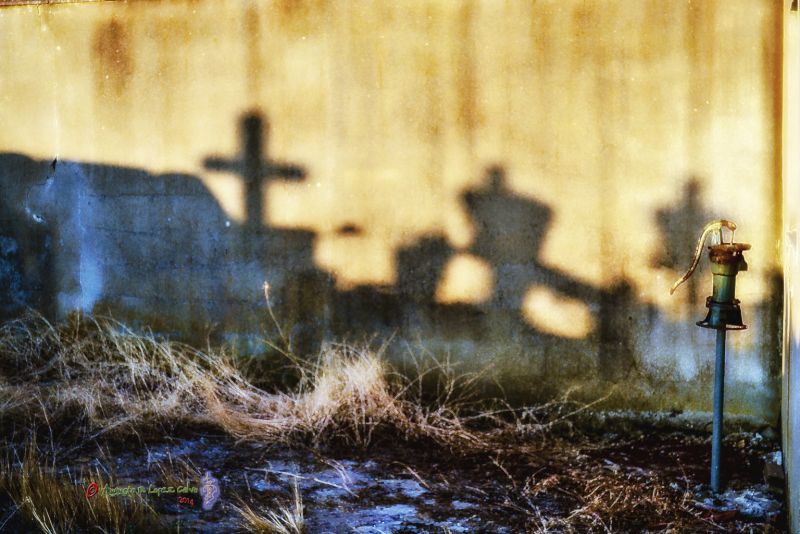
0 116 660 408
0 154 55 321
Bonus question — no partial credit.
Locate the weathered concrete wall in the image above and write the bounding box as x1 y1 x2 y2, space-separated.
781 0 798 529
0 1 783 420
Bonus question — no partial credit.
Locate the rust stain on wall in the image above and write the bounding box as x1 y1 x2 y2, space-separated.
92 18 133 98
273 0 327 35
455 1 477 136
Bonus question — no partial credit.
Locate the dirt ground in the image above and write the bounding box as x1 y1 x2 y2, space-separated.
0 425 785 533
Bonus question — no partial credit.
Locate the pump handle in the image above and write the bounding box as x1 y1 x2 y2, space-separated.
669 219 737 295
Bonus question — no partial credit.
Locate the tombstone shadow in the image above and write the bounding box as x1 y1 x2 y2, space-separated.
203 110 332 354
1 114 655 389
653 177 712 304
459 166 647 382
328 164 648 389
461 165 599 307
0 154 57 321
0 111 331 354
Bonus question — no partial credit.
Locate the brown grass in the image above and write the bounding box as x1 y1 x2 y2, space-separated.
521 471 683 533
0 312 483 449
234 478 305 534
0 441 159 534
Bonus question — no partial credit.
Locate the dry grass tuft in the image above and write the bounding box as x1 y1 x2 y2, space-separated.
0 441 159 533
152 454 200 490
0 312 483 449
234 478 305 534
513 460 734 533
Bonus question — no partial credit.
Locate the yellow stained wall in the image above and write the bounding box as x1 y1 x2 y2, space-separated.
0 1 783 419
782 0 798 528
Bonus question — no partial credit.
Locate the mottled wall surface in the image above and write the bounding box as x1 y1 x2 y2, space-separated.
782 0 798 529
0 1 783 421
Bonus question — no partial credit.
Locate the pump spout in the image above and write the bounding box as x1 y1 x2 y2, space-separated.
669 220 737 295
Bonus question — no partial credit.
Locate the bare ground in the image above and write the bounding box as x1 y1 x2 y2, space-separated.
0 423 785 533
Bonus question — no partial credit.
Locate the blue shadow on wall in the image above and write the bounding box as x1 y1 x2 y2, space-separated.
0 110 781 402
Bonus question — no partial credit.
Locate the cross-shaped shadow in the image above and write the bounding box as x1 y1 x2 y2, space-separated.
204 112 305 231
653 178 712 304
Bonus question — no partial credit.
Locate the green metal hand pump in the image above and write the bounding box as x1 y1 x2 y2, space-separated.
670 219 750 493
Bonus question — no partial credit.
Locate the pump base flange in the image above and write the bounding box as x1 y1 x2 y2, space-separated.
696 297 747 331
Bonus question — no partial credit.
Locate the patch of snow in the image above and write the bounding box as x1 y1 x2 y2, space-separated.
348 504 420 531
441 521 470 532
695 485 782 519
603 459 621 473
766 450 782 466
250 478 272 492
451 500 474 510
379 478 427 498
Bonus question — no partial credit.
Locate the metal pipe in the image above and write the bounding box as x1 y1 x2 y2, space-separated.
711 328 726 492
